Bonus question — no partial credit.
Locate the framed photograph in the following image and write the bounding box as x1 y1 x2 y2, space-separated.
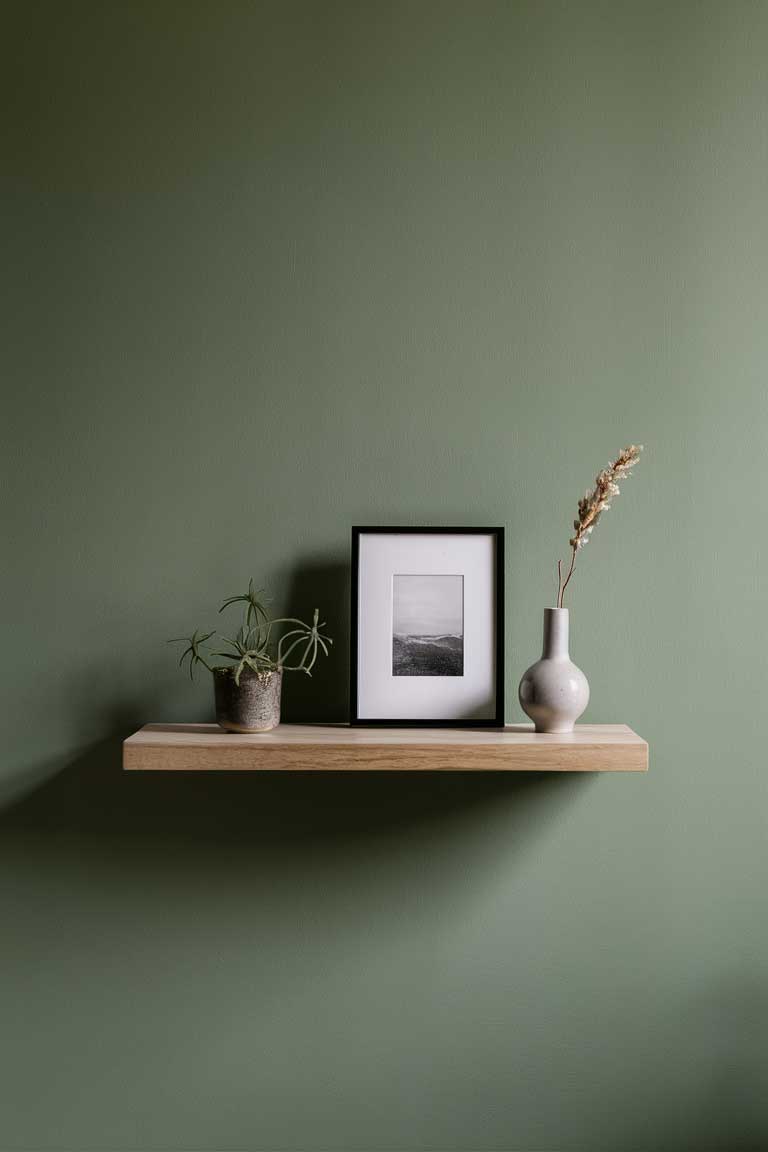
350 527 504 726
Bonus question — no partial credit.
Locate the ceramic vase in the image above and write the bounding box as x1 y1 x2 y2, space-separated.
518 608 589 733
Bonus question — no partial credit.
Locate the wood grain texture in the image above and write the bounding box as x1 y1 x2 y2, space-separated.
123 723 648 772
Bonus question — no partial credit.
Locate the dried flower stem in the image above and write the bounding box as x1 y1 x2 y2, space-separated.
557 549 577 608
556 444 643 608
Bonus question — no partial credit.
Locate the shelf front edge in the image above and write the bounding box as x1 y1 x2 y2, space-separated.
123 730 648 773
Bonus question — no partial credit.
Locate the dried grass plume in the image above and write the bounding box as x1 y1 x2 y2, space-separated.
556 444 643 608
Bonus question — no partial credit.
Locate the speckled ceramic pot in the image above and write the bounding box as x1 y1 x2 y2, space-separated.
518 608 589 733
213 667 282 733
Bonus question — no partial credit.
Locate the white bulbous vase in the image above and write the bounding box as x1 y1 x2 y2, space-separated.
518 608 589 733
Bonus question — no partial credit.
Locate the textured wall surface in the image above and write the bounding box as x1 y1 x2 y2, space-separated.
2 2 767 1149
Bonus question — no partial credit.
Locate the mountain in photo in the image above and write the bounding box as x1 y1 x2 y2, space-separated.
392 633 464 677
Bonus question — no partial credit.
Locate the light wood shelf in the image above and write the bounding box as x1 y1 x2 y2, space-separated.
123 723 647 773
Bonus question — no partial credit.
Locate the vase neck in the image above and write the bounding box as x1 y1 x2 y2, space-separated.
542 608 570 660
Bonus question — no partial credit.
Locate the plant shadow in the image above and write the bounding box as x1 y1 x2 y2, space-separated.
277 555 351 723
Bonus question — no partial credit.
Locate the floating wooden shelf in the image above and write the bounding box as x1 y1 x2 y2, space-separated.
123 723 647 773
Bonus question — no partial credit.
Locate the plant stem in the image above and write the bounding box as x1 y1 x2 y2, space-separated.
558 546 577 608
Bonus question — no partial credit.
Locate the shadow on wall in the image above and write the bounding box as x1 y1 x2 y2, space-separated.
611 977 768 1152
680 977 768 1152
0 552 593 918
278 556 351 723
0 731 590 846
0 735 592 949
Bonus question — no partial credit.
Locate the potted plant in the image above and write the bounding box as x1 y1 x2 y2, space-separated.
170 580 332 732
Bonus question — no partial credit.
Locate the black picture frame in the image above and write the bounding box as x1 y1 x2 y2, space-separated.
350 526 505 727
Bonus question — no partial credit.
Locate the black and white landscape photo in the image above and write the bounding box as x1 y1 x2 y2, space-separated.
392 574 464 676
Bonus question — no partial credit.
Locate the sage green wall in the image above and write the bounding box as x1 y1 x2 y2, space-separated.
2 2 767 1149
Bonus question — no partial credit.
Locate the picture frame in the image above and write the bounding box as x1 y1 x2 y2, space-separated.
350 526 505 727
